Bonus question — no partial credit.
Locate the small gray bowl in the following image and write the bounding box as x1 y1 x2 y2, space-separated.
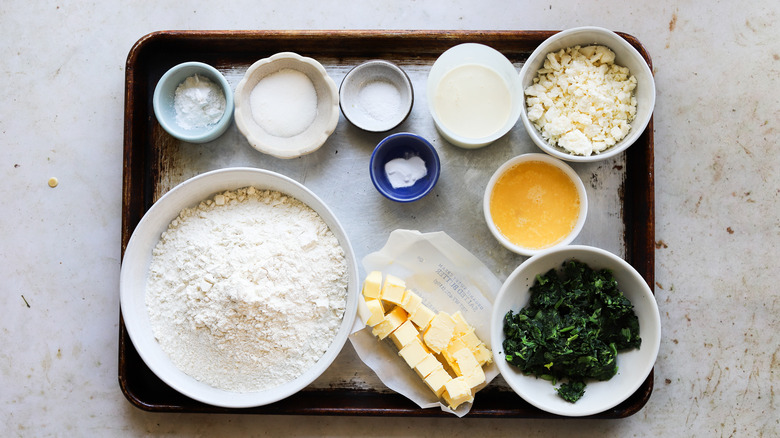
339 60 413 132
153 62 234 144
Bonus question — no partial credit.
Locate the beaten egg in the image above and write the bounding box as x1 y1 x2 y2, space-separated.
488 159 582 251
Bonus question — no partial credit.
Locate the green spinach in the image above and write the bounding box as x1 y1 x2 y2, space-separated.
502 260 641 403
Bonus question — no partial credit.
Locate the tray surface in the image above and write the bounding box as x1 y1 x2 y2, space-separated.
120 30 655 418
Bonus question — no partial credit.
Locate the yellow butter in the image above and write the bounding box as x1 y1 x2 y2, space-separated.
463 364 486 389
400 289 423 314
390 320 419 349
442 376 473 409
452 347 480 377
362 270 383 299
381 274 406 305
423 312 456 354
414 353 443 379
409 303 436 330
364 298 386 327
371 306 407 339
398 338 429 368
442 338 468 373
450 311 472 337
459 328 482 350
472 343 493 366
424 368 452 397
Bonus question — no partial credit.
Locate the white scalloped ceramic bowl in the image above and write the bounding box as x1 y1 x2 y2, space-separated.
119 167 359 408
518 27 656 162
491 245 661 416
234 52 339 159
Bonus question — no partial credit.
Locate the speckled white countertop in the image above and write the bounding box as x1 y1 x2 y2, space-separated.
2 1 778 436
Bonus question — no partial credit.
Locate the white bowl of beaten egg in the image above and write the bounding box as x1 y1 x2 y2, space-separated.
427 43 523 149
119 167 359 408
483 154 587 256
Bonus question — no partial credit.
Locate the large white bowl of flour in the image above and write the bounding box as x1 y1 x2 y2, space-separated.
120 167 358 408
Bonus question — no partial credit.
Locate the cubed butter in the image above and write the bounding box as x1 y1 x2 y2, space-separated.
381 274 406 305
409 303 436 330
389 320 419 350
452 347 480 377
463 365 486 389
423 312 456 354
364 298 386 327
472 343 493 366
414 353 443 379
459 328 482 350
451 311 472 337
362 270 383 299
371 306 407 339
442 376 473 409
442 338 468 371
424 368 452 397
400 289 423 314
398 338 429 368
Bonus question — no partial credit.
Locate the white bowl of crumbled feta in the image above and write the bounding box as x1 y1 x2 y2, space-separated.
119 167 359 408
518 27 656 162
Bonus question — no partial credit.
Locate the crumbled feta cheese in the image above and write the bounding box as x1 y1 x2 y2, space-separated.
524 45 638 156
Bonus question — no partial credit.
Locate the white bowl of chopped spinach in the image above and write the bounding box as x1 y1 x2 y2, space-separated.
491 245 660 416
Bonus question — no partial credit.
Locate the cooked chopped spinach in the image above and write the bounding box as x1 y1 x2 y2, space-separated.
502 260 641 403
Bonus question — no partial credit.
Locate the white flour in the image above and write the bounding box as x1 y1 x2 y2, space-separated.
145 186 348 392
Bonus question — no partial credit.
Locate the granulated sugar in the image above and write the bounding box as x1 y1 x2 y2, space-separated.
145 187 348 392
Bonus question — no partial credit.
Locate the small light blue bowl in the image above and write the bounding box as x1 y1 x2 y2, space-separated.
370 133 441 203
153 62 234 144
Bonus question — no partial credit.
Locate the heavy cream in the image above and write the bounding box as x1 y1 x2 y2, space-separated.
433 64 511 139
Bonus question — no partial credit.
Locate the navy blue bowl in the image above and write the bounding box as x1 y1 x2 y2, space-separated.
370 133 441 203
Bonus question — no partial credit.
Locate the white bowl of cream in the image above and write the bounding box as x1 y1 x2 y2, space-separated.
427 43 523 149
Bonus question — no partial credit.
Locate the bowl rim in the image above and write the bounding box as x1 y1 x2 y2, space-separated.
483 153 588 256
490 244 661 416
426 42 523 149
119 167 359 408
152 61 235 144
517 26 656 162
369 132 441 203
339 59 414 132
233 52 340 159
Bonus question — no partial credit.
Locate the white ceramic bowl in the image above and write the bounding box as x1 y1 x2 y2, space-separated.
491 245 661 416
483 153 587 256
119 167 359 408
339 60 414 132
518 27 656 162
427 43 523 149
234 52 339 159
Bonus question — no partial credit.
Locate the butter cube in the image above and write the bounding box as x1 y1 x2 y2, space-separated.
389 320 419 350
362 271 383 299
451 311 472 337
442 377 473 409
398 338 429 368
424 368 452 397
409 303 436 330
463 365 486 389
452 348 480 377
381 274 406 305
442 338 468 371
472 343 493 366
423 312 456 354
371 306 408 339
459 328 482 350
364 298 386 327
414 353 443 379
400 289 423 314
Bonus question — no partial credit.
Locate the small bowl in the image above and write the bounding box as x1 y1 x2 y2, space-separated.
152 62 234 144
369 133 440 203
427 43 523 149
491 245 661 416
119 167 359 408
339 60 414 132
483 153 587 256
234 52 339 159
518 27 656 162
